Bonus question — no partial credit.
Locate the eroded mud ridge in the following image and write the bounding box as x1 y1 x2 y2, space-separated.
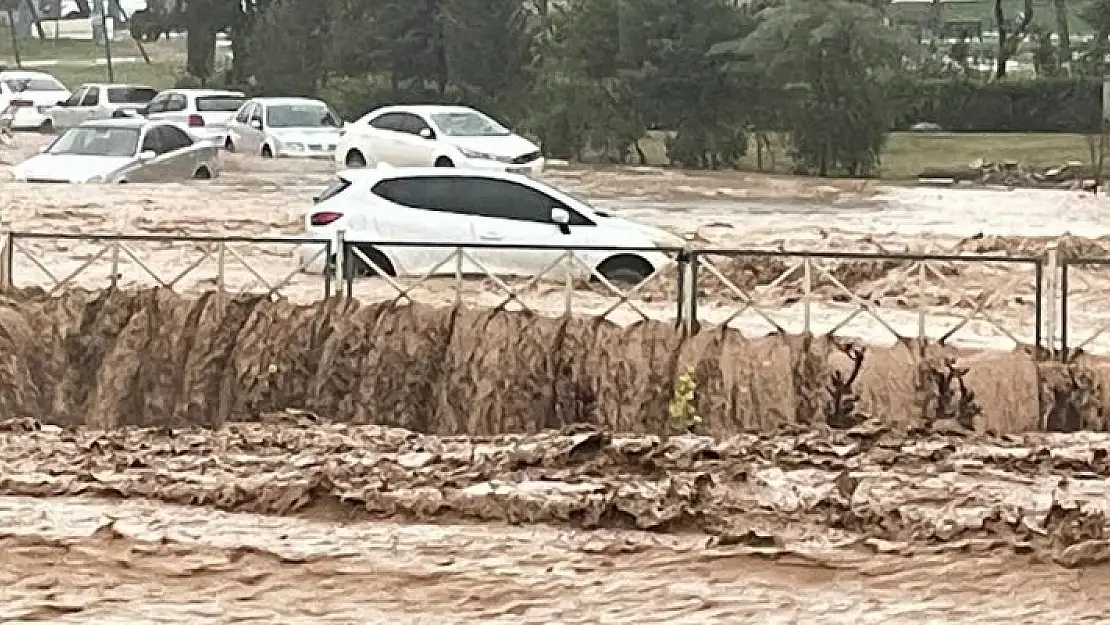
3 417 1110 568
0 287 1105 435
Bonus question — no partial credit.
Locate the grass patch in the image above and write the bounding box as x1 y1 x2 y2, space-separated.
41 60 181 89
636 131 1093 180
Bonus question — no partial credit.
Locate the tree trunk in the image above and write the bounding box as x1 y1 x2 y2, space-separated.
995 0 1034 80
1053 0 1071 72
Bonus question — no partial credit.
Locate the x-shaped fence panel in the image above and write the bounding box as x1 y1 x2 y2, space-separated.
689 250 1043 351
340 241 686 324
1058 258 1110 356
0 233 333 301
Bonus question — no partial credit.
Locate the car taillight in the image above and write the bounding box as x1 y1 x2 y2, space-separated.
9 99 32 107
187 114 205 127
310 211 343 225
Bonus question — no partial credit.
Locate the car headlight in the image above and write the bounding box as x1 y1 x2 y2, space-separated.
457 146 512 163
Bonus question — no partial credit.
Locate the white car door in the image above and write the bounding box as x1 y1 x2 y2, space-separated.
455 177 588 279
363 175 480 275
229 102 263 153
393 113 438 166
243 103 266 153
363 112 418 166
51 86 86 129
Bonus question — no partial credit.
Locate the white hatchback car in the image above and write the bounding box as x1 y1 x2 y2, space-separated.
226 96 343 159
335 105 544 176
299 168 681 285
140 88 247 145
0 71 70 131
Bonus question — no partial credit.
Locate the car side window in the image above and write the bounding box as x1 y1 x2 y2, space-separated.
140 127 164 153
398 113 432 137
80 87 99 106
64 87 85 106
234 103 251 123
371 177 461 213
166 94 187 112
146 94 168 114
369 112 408 132
249 104 263 124
158 125 193 152
449 178 580 223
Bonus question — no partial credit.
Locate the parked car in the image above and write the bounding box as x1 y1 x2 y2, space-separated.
298 168 680 285
10 118 220 183
226 96 343 159
0 70 70 131
335 104 544 176
47 83 158 132
137 88 247 145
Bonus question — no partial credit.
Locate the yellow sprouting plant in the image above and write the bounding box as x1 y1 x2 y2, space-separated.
668 366 702 434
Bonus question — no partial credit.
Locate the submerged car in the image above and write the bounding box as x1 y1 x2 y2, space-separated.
138 88 247 146
226 96 343 159
10 118 220 183
298 168 681 285
0 70 70 131
48 83 159 132
335 104 544 176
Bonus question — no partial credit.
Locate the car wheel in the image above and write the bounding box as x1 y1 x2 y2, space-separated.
261 145 273 158
434 156 454 167
596 255 654 287
193 166 212 180
224 138 235 152
345 150 367 168
348 245 395 278
38 120 53 134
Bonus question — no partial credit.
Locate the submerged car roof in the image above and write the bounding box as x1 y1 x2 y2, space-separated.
78 118 153 129
337 166 532 185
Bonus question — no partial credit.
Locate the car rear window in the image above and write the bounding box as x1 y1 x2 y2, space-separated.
107 87 157 104
195 95 247 112
314 178 352 204
3 76 66 92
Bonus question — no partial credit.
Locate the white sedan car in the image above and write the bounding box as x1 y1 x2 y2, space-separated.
335 105 544 176
0 70 70 131
298 168 681 285
226 96 343 159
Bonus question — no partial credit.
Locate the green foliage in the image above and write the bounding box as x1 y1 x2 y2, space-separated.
668 366 702 435
888 76 1103 133
239 0 327 95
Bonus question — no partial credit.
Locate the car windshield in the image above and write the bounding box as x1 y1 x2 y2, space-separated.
3 76 66 92
266 103 341 128
430 111 510 137
48 126 139 157
107 86 157 104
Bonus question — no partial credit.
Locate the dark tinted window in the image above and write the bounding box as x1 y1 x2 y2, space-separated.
369 112 408 132
372 176 590 224
158 125 193 151
195 95 246 112
396 113 430 135
372 177 459 211
79 87 99 106
107 86 157 104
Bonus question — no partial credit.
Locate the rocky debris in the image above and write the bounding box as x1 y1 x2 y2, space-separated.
919 159 1101 190
3 420 1110 564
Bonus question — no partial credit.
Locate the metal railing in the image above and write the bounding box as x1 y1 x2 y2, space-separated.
4 230 1110 360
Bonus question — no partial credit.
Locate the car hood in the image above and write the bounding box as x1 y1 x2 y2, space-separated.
269 127 341 143
449 134 538 158
12 153 134 182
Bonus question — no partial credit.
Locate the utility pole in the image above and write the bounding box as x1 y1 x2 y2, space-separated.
99 0 113 81
5 5 22 68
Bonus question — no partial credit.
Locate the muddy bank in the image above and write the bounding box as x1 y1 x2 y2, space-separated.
3 418 1110 567
0 288 1102 435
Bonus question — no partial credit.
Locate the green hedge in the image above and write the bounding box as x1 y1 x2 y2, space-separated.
888 77 1103 134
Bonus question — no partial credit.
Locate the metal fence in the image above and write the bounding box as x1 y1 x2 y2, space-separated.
0 231 1102 361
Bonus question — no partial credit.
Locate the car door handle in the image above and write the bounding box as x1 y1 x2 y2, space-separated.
478 232 502 241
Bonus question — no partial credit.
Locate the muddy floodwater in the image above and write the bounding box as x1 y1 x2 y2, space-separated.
4 134 1110 622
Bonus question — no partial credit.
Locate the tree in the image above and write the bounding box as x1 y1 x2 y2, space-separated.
995 0 1034 79
1055 0 1072 72
714 0 904 176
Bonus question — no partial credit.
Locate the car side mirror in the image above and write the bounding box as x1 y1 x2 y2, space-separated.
550 207 571 234
249 119 262 130
138 150 156 162
419 127 433 139
56 100 66 106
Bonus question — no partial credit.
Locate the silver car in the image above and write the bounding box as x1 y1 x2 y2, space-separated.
48 83 158 132
9 118 220 183
226 96 343 159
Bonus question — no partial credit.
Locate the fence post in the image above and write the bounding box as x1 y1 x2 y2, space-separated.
0 231 11 291
108 241 120 289
681 248 699 335
335 230 347 300
1045 242 1059 359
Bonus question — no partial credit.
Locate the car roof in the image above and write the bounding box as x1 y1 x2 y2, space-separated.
0 70 59 80
78 117 154 129
160 88 246 97
338 167 530 185
251 96 328 106
368 104 479 117
79 83 155 89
